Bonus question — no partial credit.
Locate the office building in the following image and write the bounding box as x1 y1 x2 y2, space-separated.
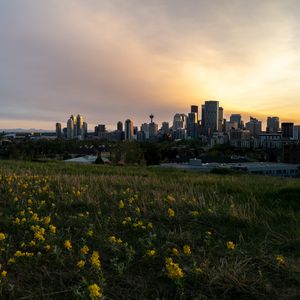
149 122 158 138
125 119 134 140
267 117 280 133
161 122 169 134
67 117 74 139
281 122 294 139
76 114 83 137
191 105 199 122
55 123 62 138
187 112 198 138
117 121 123 132
293 125 300 140
245 117 262 137
173 113 187 130
203 100 219 136
230 114 242 129
218 107 223 132
141 123 149 139
82 122 88 139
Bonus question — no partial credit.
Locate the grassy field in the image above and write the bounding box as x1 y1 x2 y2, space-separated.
1 160 300 299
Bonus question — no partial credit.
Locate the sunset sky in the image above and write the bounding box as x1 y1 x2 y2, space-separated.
0 0 300 130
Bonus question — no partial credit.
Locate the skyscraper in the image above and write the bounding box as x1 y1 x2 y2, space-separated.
55 123 62 138
173 113 187 130
76 114 83 137
82 122 88 139
187 112 198 138
281 122 294 139
125 119 134 140
191 105 198 122
117 121 123 132
267 117 280 133
203 100 219 136
218 107 223 132
161 122 169 134
245 117 262 137
230 114 242 129
67 117 74 139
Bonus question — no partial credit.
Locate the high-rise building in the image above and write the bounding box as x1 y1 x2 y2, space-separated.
76 114 83 137
187 112 198 138
125 119 134 140
281 122 294 139
62 127 67 138
203 100 219 136
191 105 199 122
173 113 187 130
82 122 88 139
148 114 158 138
55 123 62 138
141 123 149 139
117 121 123 132
225 121 238 133
245 117 262 137
149 122 158 138
230 114 242 129
218 107 223 132
67 117 74 139
161 122 169 134
293 125 300 140
267 117 280 133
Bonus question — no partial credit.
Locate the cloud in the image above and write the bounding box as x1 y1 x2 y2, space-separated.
0 0 300 129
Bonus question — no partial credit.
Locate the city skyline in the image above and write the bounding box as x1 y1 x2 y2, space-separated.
1 0 300 129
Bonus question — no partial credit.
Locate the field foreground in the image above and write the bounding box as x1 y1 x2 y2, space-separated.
1 160 300 299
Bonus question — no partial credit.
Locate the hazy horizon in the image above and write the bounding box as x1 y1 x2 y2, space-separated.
1 0 300 130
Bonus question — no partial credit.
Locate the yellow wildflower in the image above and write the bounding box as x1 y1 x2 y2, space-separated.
0 233 5 241
168 208 175 218
147 249 156 257
87 229 94 237
44 216 51 225
90 251 101 268
195 267 203 273
275 255 285 265
165 195 175 203
31 213 39 222
77 260 85 268
29 240 36 247
8 258 15 264
119 200 124 209
88 283 103 299
44 245 51 251
14 217 21 225
172 248 179 256
81 245 90 255
226 241 236 250
64 240 72 251
165 257 184 279
183 245 191 256
135 207 141 214
49 225 56 234
190 211 199 216
109 236 122 244
1 270 7 277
